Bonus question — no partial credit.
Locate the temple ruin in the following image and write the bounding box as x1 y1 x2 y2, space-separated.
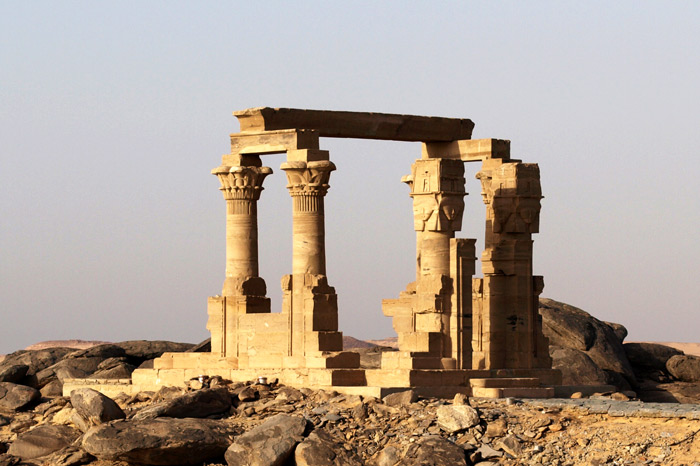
67 108 561 398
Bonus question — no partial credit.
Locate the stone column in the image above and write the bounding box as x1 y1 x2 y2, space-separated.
392 158 466 360
280 155 347 361
474 159 544 369
207 159 271 357
212 163 272 295
281 159 335 276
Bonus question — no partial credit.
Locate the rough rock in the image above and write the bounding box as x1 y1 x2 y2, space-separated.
495 434 522 457
114 340 194 363
186 338 211 353
39 379 64 397
70 388 125 429
90 362 136 379
0 383 40 410
7 424 79 460
295 429 363 466
81 417 235 465
370 445 401 466
549 346 609 385
64 344 127 360
436 404 480 433
41 445 94 466
604 321 628 343
0 348 74 387
625 342 683 372
666 354 700 382
382 389 417 407
0 366 28 385
401 436 467 466
0 454 19 466
225 414 307 466
539 298 635 384
132 388 231 420
34 357 105 387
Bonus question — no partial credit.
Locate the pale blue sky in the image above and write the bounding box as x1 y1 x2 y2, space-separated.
2 1 699 354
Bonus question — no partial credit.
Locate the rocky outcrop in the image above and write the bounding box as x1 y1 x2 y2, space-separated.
132 387 231 420
0 366 27 385
666 355 700 382
295 429 363 466
540 298 635 385
0 348 75 387
0 383 40 410
82 417 235 465
114 340 195 363
436 404 480 433
7 425 79 460
225 414 308 466
69 388 125 429
549 346 610 385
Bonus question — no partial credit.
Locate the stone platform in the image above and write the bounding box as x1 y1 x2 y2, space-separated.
63 352 561 399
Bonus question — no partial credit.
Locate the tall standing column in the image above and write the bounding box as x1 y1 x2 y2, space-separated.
212 163 272 295
281 159 335 275
391 158 466 359
207 158 271 357
280 154 343 359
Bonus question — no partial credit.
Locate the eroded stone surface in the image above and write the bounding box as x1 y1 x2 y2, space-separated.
225 414 307 466
82 417 235 465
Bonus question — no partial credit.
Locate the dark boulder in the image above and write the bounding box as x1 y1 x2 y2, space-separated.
624 342 683 372
113 340 194 365
186 338 211 353
132 388 232 420
63 344 126 360
549 346 609 385
82 417 235 465
402 435 468 466
7 425 79 460
0 365 28 384
70 388 125 430
666 355 700 382
0 348 75 387
0 382 40 410
295 429 363 466
225 414 308 466
539 298 635 385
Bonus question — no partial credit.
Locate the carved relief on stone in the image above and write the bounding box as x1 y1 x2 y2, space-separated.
281 160 335 197
478 162 542 234
212 165 273 201
281 160 336 213
404 159 466 233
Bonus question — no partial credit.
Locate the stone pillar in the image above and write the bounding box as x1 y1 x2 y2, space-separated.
281 154 344 360
207 156 272 357
473 159 545 369
383 158 466 367
212 162 272 295
281 159 335 275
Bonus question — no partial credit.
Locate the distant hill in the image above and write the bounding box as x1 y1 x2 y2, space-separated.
366 337 398 348
342 336 378 349
24 339 110 351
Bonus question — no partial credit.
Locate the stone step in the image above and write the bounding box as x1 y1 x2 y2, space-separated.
471 386 555 399
469 377 540 388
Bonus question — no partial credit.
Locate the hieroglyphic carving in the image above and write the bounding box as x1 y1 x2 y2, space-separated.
402 159 466 233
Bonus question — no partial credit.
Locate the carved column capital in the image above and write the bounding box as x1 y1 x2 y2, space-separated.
281 160 336 212
404 159 465 232
212 165 273 202
477 162 542 234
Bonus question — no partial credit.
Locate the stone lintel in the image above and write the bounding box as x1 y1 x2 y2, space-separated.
234 107 475 142
422 138 511 161
230 129 320 156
